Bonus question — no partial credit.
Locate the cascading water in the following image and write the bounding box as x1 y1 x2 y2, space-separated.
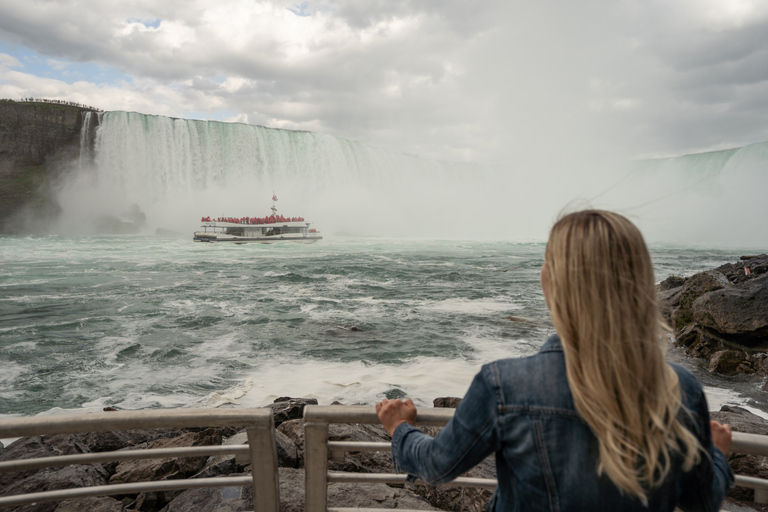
60 111 485 238
606 141 768 247
57 110 768 246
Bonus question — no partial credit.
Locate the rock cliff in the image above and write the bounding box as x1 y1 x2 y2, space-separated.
0 100 99 232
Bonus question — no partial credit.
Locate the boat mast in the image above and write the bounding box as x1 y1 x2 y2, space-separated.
271 192 277 218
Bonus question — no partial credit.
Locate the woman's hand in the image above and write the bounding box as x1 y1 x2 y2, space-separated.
376 398 417 437
710 420 732 456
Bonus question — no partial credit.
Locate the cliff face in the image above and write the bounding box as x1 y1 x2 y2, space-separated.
0 101 96 232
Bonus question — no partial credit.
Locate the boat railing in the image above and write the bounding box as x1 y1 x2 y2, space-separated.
0 408 279 512
302 405 768 511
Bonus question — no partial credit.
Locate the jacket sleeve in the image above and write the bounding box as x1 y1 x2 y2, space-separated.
390 368 499 485
674 366 735 512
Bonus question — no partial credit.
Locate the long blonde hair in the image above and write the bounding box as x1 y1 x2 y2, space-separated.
543 210 701 504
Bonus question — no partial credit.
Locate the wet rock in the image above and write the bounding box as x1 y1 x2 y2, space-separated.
658 255 768 377
672 271 731 332
693 273 768 347
275 428 298 468
709 350 751 376
268 397 318 427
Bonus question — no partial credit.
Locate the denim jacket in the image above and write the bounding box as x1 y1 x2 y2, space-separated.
391 335 734 512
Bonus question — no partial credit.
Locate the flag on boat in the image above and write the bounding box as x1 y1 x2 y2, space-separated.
272 194 278 201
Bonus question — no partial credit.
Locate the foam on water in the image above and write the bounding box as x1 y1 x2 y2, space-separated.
0 235 763 422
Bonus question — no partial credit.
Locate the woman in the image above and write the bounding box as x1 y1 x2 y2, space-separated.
377 210 733 511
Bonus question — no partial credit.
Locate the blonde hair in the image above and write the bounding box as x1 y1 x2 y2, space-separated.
543 210 701 504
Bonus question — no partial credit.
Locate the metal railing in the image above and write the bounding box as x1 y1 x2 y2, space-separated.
731 432 768 503
0 408 279 511
2 406 768 511
303 405 768 511
303 405 496 512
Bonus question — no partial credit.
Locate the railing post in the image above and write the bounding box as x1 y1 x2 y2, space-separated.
305 420 330 512
247 414 279 512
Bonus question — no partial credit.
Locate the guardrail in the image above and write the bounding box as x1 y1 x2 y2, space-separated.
303 405 768 511
2 406 768 511
0 409 279 511
303 405 496 512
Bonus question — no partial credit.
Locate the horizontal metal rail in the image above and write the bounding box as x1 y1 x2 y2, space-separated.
0 408 272 438
0 408 278 512
327 471 497 489
0 475 253 507
0 444 251 473
304 405 453 426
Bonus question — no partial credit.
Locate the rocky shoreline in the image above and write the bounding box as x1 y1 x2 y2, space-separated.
658 254 768 379
1 396 767 512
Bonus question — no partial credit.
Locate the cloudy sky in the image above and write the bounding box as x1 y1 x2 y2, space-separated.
1 0 768 164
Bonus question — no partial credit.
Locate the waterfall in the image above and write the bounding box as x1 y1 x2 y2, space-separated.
601 141 768 247
62 111 485 237
56 110 767 246
78 111 101 169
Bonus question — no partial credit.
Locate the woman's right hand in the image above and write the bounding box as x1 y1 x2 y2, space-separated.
376 398 417 437
710 420 732 456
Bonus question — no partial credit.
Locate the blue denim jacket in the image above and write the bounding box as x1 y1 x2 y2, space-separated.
391 335 734 512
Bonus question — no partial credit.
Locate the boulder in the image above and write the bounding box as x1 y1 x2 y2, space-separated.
672 271 731 332
658 255 768 377
158 475 253 512
109 429 224 511
268 397 318 427
709 350 753 376
693 273 768 346
1 465 110 512
0 434 92 493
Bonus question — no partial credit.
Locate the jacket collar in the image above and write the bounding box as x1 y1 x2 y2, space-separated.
539 334 563 353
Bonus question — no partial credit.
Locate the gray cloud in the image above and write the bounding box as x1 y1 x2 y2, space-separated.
1 0 768 163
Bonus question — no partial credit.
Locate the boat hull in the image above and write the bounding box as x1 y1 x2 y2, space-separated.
193 232 322 244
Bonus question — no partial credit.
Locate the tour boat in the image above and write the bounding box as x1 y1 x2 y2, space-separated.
193 195 322 244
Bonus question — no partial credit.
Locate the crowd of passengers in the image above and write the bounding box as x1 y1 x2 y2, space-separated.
200 215 305 224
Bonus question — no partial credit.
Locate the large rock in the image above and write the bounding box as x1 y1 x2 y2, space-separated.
658 255 768 376
693 273 768 346
0 434 92 494
267 397 318 427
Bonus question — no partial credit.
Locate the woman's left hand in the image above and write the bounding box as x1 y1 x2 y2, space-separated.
376 398 417 437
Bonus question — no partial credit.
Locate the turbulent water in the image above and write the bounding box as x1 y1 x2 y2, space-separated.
1 236 765 423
